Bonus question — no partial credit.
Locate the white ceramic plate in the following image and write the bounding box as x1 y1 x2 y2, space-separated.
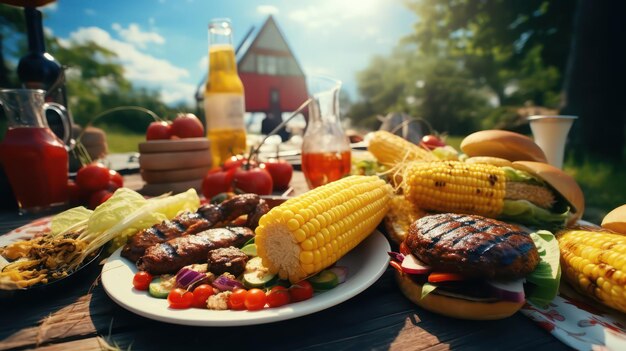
101 230 390 326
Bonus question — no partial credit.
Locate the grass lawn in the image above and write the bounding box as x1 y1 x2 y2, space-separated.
105 128 144 153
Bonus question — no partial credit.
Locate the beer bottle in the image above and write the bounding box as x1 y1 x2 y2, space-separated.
204 18 246 166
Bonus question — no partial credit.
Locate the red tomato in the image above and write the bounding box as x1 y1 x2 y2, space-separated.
132 271 153 291
109 169 124 188
146 121 172 140
89 189 113 209
76 163 110 192
228 288 248 310
201 168 235 200
245 288 267 311
264 159 293 191
67 180 85 205
167 288 194 309
289 280 314 302
171 113 204 138
420 134 446 150
223 155 245 170
266 286 290 308
232 165 273 195
192 284 215 309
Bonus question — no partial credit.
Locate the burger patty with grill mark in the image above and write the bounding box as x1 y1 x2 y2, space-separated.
406 213 539 280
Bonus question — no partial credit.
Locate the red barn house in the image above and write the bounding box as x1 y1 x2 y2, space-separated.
236 16 307 139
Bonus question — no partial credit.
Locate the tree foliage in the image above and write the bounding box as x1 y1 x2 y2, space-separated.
349 0 576 134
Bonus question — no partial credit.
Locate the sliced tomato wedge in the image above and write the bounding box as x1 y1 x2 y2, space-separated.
427 272 466 283
389 260 403 273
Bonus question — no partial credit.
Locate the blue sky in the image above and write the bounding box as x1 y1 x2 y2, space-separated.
27 0 416 106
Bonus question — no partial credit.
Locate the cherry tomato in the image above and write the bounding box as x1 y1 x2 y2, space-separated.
266 286 290 308
223 155 258 170
171 113 204 138
228 288 248 310
244 288 267 311
132 271 153 291
167 288 194 309
192 284 215 309
89 189 113 209
76 163 110 192
289 280 314 302
232 165 273 195
420 134 446 150
264 159 293 191
109 169 124 188
201 168 235 200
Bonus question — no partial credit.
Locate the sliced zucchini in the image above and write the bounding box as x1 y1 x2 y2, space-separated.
148 277 172 298
243 256 276 288
241 243 257 257
308 270 339 291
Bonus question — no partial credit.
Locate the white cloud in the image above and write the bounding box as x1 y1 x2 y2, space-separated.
257 5 279 16
287 0 386 34
66 26 191 104
112 23 165 49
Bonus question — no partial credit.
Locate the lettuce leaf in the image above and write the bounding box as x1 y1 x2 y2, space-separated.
526 230 561 307
50 206 93 237
421 282 438 299
501 199 568 228
502 167 542 184
87 188 148 234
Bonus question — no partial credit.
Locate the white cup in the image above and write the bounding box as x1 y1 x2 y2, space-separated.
528 115 577 169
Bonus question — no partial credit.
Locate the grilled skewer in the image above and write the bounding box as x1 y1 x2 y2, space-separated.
121 194 267 262
137 227 254 275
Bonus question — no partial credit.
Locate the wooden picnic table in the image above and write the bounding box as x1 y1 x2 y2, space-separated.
0 171 569 350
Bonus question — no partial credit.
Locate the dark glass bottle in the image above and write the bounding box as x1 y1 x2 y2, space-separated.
17 7 71 141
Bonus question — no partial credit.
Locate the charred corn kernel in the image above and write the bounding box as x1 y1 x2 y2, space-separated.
402 160 506 218
558 229 626 314
368 130 437 166
255 175 393 283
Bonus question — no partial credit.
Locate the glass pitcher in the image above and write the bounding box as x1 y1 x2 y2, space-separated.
0 89 71 214
301 77 351 188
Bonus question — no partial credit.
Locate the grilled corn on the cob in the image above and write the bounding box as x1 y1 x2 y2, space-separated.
402 160 507 217
255 175 393 283
558 229 626 313
368 130 437 166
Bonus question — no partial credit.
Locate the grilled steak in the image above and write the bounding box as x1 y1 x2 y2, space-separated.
207 247 248 276
121 211 212 262
137 227 254 275
406 213 539 279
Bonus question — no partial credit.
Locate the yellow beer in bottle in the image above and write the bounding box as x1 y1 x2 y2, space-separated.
204 18 247 166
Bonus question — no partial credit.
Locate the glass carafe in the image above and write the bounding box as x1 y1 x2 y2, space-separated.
0 89 71 214
301 77 351 188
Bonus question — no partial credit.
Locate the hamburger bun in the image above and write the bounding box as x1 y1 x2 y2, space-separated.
601 204 626 234
395 271 524 320
461 130 547 162
464 156 513 168
511 161 585 225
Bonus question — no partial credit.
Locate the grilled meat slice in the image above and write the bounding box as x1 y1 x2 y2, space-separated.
406 213 539 280
505 182 556 209
207 246 248 276
121 212 211 262
137 227 254 275
198 193 268 229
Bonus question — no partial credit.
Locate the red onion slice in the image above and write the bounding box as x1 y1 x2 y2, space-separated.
175 267 206 289
401 254 431 275
212 275 244 291
487 279 526 303
328 266 348 284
